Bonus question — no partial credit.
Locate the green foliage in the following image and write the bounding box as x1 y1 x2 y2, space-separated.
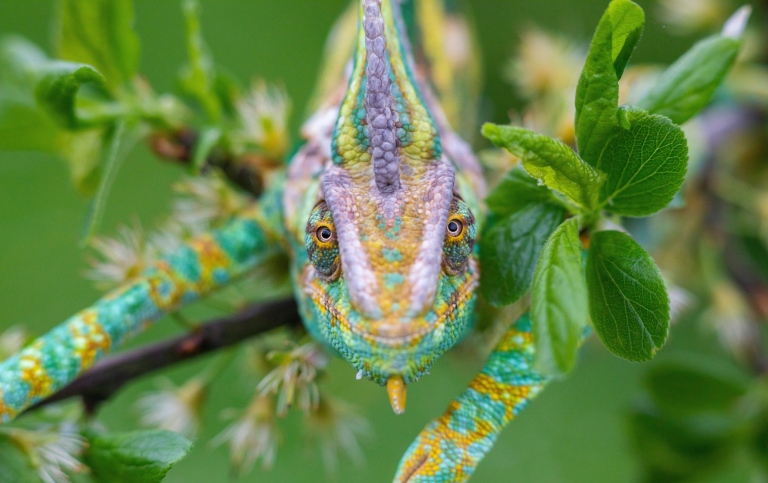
531 218 588 375
81 122 131 240
484 167 557 218
480 203 564 307
35 62 109 129
0 435 38 483
574 0 643 166
180 0 222 122
628 353 765 482
586 230 669 361
596 108 688 216
638 36 742 124
57 0 140 91
86 429 192 483
0 37 60 152
483 124 605 213
192 126 222 173
0 0 240 236
481 0 745 372
629 407 739 481
645 359 750 416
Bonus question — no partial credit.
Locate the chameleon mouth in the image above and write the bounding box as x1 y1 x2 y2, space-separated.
302 259 479 346
300 259 478 407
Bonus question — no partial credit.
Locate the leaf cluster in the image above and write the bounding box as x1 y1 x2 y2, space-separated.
480 0 746 375
0 0 285 241
0 409 192 483
629 356 768 482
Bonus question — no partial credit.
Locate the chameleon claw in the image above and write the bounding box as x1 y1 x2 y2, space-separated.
387 376 407 414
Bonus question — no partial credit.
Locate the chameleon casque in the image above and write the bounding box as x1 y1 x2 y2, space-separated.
0 0 551 481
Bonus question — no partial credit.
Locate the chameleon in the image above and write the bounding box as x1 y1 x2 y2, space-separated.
0 0 553 481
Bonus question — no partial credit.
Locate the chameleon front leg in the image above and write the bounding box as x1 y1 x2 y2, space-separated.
0 200 284 424
394 314 549 483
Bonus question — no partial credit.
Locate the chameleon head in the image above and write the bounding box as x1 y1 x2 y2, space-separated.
300 0 479 414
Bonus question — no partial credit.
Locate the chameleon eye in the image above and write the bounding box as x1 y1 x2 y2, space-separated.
442 198 476 276
316 226 334 243
447 219 463 237
305 202 341 281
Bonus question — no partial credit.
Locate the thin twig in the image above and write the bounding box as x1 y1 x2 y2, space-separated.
28 298 301 415
149 128 267 196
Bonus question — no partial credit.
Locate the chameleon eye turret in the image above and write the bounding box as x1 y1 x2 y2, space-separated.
305 201 341 281
442 197 476 276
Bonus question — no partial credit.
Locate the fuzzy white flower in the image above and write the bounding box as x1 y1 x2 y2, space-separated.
86 222 156 290
211 395 280 473
3 423 86 483
147 219 194 257
305 396 371 476
137 378 207 438
504 27 584 140
505 27 583 100
256 342 329 416
236 81 291 158
170 174 249 231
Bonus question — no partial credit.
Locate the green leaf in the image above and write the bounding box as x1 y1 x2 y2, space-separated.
738 235 768 283
483 123 605 213
485 166 558 217
531 218 588 375
637 5 749 126
0 435 39 483
59 128 107 195
0 37 60 152
597 109 688 217
575 0 644 166
637 36 741 125
586 230 669 362
480 202 564 306
81 121 132 241
646 359 750 416
191 126 221 173
0 37 108 193
754 416 768 472
180 0 222 122
628 407 739 480
86 429 192 483
35 61 109 129
57 0 140 90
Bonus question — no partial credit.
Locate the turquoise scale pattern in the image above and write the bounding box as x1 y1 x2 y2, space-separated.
0 208 280 423
394 314 550 482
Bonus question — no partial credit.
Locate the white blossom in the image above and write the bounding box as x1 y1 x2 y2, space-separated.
3 423 86 483
137 378 207 438
236 81 291 158
305 396 371 476
211 395 280 473
86 222 156 290
256 342 329 416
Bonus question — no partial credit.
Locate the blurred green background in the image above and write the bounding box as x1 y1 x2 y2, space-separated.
0 1 758 481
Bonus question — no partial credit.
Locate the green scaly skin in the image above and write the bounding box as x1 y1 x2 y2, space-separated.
0 1 558 481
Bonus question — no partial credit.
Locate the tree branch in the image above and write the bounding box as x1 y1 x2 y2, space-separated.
149 128 273 196
28 298 301 415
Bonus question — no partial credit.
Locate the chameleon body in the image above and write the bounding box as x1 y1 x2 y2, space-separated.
0 1 555 481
